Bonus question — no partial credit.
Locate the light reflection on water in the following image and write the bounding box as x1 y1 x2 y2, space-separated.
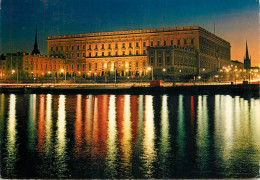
1 93 260 179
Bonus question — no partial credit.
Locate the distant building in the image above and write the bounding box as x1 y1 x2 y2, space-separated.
47 26 231 79
0 54 6 79
244 41 251 69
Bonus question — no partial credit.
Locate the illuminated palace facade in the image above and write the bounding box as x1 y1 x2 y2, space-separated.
1 26 231 80
47 26 231 79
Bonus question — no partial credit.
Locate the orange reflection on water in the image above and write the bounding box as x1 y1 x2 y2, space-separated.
85 95 93 146
131 96 138 144
97 95 109 158
74 94 83 156
38 95 45 152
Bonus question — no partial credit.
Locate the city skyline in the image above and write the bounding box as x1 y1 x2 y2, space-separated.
0 0 259 66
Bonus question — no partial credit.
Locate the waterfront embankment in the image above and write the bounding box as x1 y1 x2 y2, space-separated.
0 82 259 96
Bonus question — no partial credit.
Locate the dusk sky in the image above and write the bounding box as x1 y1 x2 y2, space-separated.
0 0 259 65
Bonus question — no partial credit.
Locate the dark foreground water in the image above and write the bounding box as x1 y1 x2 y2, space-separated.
0 93 259 179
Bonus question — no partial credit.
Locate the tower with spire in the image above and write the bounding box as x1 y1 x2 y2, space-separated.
31 25 40 55
244 41 251 69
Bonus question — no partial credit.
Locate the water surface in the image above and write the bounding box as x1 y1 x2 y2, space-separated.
0 93 259 178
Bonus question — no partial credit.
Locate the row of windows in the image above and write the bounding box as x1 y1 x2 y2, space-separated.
65 50 146 58
50 38 195 52
150 56 171 66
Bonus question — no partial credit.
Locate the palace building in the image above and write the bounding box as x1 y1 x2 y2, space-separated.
1 25 231 81
47 25 231 79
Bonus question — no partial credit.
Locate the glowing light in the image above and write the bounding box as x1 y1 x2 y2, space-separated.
6 94 17 176
106 95 118 176
55 95 68 176
45 94 53 155
148 67 152 71
163 68 166 72
60 69 64 73
143 95 156 177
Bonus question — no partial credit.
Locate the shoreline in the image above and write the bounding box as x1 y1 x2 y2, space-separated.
0 83 259 96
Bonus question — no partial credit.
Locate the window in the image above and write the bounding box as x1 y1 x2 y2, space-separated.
143 42 146 47
191 39 194 45
157 41 160 46
51 47 53 51
72 53 74 57
143 62 146 68
102 52 104 56
102 44 104 49
184 39 187 44
150 57 154 64
67 46 69 50
164 41 167 46
171 40 173 46
83 45 85 50
89 63 91 71
136 51 139 55
136 42 139 47
56 47 58 51
158 57 162 66
108 44 111 49
83 64 86 71
83 53 85 57
129 51 132 55
61 46 63 51
151 41 153 46
116 51 118 56
72 65 74 70
122 43 125 48
129 42 132 48
72 46 74 50
77 46 80 50
95 52 98 57
95 45 98 49
136 62 139 67
123 51 125 55
115 44 118 48
89 53 91 57
143 50 146 54
108 52 111 56
178 40 180 45
77 53 80 57
95 63 97 69
89 45 91 50
77 65 79 71
166 56 171 65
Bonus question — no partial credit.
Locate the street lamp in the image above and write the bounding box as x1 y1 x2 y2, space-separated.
111 68 117 85
148 66 153 81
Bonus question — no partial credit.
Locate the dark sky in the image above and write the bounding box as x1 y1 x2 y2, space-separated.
0 0 259 65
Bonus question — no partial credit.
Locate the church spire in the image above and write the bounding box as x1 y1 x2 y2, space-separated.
32 25 40 55
244 41 251 69
245 40 249 59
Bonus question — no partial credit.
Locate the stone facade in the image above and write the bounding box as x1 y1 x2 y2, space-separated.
47 26 231 78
